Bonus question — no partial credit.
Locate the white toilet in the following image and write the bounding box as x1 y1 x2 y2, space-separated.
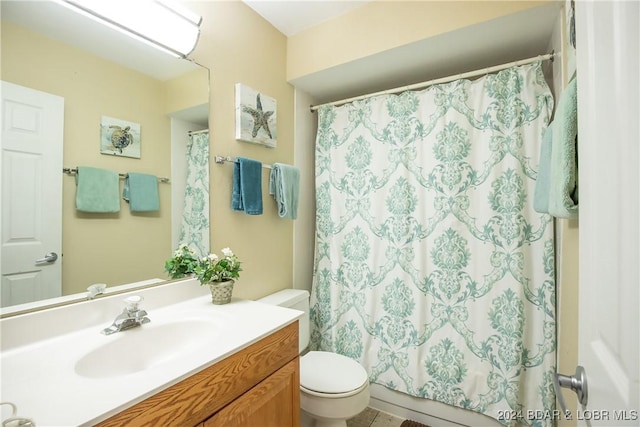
258 289 370 427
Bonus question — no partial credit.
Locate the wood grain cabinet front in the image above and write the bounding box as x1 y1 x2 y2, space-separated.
204 358 300 427
97 321 300 427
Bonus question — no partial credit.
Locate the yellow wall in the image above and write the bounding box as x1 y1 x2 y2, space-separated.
556 9 580 423
164 67 210 115
187 1 295 300
1 22 173 295
287 0 554 82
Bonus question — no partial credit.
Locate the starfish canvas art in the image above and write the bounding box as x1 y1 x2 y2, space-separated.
235 83 277 147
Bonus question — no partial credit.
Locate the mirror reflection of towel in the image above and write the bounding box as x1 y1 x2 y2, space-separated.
75 166 120 213
123 173 159 212
269 163 300 220
231 157 263 215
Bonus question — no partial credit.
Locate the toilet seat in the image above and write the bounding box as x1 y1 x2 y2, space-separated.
300 351 369 397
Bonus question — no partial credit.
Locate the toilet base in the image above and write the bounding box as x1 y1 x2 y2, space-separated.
301 409 348 427
300 383 369 427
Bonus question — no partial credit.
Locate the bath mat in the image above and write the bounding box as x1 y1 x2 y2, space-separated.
400 420 430 427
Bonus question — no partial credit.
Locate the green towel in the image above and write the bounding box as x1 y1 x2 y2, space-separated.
548 76 579 219
75 166 120 213
269 163 300 220
123 173 159 212
534 122 553 213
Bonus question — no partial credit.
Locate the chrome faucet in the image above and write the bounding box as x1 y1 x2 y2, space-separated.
101 295 150 335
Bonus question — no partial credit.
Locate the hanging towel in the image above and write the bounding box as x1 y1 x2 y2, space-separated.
534 122 554 213
75 166 120 213
231 157 263 215
548 76 579 219
123 173 160 212
269 163 300 220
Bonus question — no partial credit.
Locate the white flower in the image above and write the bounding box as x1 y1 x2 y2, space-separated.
191 247 241 285
221 247 233 257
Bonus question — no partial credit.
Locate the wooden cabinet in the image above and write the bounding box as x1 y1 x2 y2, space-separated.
204 359 299 427
97 322 300 427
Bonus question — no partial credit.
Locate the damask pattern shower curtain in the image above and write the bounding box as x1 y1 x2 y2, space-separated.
310 63 556 426
179 132 210 256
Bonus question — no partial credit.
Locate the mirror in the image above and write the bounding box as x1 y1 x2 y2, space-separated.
1 1 209 313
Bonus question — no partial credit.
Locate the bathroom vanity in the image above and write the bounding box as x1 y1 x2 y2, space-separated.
98 322 300 427
0 279 302 426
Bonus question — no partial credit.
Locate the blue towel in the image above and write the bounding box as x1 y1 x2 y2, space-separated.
75 166 120 213
548 76 579 219
534 122 554 213
231 157 263 215
269 163 300 220
123 173 159 212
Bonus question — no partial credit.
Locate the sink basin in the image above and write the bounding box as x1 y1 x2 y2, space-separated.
75 319 219 379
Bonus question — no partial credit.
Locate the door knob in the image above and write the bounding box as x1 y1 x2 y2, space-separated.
35 252 58 265
554 365 589 415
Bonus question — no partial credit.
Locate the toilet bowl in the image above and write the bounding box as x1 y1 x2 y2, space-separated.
258 290 370 427
300 350 370 427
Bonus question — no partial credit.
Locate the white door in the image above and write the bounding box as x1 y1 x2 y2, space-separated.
573 1 639 425
1 81 64 307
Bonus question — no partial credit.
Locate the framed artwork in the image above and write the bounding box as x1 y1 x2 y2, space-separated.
235 83 277 148
100 116 141 158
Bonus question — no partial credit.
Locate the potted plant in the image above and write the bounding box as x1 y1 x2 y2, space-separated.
165 246 242 305
164 244 199 279
195 248 242 304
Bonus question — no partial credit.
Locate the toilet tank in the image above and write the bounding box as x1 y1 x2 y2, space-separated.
258 289 310 353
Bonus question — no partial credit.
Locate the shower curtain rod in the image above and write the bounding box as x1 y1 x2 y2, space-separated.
188 129 209 135
309 51 555 112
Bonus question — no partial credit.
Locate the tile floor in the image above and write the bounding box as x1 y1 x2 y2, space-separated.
347 407 405 427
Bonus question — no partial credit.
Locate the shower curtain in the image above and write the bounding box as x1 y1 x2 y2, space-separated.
310 63 556 426
179 132 210 257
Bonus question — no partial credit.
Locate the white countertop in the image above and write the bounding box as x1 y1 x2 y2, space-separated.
0 280 302 426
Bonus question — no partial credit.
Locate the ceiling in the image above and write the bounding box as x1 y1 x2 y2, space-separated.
242 0 372 36
2 1 562 104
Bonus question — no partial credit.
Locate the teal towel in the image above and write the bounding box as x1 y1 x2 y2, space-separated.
269 163 300 220
534 122 554 213
123 173 159 212
549 77 579 219
75 166 120 213
231 157 263 215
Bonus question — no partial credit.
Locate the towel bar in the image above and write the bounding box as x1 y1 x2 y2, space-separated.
62 167 170 183
214 155 272 170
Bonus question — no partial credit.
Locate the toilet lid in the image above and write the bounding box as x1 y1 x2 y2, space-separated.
300 351 368 394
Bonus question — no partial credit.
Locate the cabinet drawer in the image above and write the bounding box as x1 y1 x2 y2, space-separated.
97 321 299 427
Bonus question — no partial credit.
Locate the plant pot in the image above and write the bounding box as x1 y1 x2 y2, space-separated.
208 279 235 305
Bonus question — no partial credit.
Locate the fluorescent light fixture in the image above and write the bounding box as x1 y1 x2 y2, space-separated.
57 0 202 58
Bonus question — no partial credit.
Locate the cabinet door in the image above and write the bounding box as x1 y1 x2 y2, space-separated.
204 358 300 427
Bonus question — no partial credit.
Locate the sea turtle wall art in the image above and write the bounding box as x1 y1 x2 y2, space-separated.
235 83 277 148
100 116 141 158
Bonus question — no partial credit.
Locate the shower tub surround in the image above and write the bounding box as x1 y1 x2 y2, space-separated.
0 279 302 426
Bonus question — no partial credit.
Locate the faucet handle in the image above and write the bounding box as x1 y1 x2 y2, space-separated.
124 295 144 311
